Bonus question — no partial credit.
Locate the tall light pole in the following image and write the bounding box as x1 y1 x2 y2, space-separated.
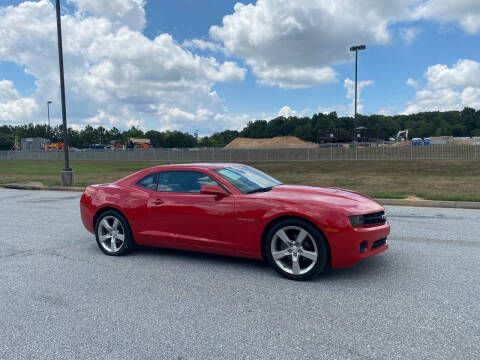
55 0 74 186
349 44 366 143
47 101 52 128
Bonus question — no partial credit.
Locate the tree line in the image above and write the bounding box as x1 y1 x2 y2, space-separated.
1 107 479 150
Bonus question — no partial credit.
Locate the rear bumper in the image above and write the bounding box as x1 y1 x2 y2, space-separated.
329 222 390 268
80 193 95 234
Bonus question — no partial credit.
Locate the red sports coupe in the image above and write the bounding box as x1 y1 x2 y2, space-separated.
80 163 389 280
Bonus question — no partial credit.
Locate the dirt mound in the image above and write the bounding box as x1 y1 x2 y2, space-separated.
225 136 316 149
384 141 411 147
453 139 477 145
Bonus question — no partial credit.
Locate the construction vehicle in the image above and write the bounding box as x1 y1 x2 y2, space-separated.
108 140 125 150
10 136 20 152
395 129 409 142
127 138 150 149
45 142 64 151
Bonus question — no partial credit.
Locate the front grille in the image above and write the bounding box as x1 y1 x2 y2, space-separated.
363 211 386 226
371 238 387 250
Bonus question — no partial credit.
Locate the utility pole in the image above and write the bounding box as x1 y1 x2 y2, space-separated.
47 101 52 128
349 45 366 144
55 0 74 186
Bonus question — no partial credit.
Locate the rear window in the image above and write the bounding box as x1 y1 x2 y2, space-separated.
135 173 158 191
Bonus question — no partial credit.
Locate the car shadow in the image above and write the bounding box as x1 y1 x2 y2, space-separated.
133 245 268 270
129 245 393 282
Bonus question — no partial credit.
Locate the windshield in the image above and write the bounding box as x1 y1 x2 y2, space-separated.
214 165 283 194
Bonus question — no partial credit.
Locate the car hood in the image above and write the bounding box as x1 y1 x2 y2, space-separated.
258 184 383 214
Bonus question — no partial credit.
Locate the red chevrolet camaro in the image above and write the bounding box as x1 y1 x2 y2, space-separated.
80 163 390 280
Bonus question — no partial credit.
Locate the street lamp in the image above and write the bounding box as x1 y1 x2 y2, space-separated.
47 101 52 128
349 44 366 143
55 0 74 186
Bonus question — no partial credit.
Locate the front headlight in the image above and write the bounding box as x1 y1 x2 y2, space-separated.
348 211 386 227
348 215 363 227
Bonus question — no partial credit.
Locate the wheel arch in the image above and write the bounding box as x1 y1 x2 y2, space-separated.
93 206 135 243
260 215 331 265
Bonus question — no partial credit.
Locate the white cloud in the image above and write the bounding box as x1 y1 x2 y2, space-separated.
69 123 86 131
0 97 38 123
68 0 146 31
315 78 374 117
461 87 480 109
278 106 297 118
151 103 252 133
277 106 309 118
85 109 122 126
209 0 416 88
0 79 38 123
84 107 145 131
406 78 419 88
208 0 480 90
257 67 337 89
403 59 480 114
344 78 374 115
403 88 461 114
213 113 254 131
0 80 20 102
182 38 223 53
0 0 247 134
125 117 144 129
425 59 480 89
413 0 480 34
399 27 421 45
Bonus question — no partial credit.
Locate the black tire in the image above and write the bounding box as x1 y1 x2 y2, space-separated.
94 210 135 256
264 218 328 280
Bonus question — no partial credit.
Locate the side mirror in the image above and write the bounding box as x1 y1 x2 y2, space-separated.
200 185 228 196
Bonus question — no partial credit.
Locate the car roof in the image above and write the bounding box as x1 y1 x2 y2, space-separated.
114 163 245 186
151 163 243 170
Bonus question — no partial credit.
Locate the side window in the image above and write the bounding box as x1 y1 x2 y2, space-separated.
157 171 219 193
135 173 158 191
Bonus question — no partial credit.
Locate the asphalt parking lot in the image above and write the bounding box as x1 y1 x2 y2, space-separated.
0 188 479 359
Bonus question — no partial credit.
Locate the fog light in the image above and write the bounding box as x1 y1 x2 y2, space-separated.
359 241 367 254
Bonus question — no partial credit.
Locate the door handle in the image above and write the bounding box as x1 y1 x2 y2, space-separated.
152 199 164 205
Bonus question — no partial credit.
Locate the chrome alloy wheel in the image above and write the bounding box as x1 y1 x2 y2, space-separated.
97 216 125 253
270 226 318 275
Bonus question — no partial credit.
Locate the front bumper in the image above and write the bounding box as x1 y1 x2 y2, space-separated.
328 222 390 268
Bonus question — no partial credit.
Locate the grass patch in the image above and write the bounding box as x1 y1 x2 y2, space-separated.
0 160 167 187
364 192 410 200
0 160 479 202
251 160 480 202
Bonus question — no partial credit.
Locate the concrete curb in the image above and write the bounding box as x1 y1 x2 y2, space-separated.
0 184 85 192
1 183 480 210
377 198 480 210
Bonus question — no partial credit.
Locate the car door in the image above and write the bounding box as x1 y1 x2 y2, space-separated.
147 170 238 254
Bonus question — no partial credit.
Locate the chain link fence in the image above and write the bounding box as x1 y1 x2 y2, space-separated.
1 143 479 162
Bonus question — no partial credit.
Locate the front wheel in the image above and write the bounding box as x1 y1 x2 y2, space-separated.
95 210 134 256
265 219 328 280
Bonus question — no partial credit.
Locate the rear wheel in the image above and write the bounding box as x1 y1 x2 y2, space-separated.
265 219 328 280
95 210 134 256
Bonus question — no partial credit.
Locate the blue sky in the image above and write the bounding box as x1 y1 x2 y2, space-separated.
143 1 480 117
0 0 480 134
